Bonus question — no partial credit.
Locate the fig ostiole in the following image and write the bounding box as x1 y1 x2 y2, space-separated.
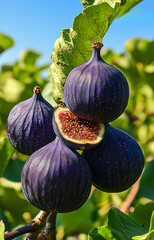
6 86 56 155
52 106 105 150
64 41 129 123
83 124 144 193
21 137 92 213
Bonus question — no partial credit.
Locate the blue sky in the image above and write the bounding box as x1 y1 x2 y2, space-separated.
0 0 154 72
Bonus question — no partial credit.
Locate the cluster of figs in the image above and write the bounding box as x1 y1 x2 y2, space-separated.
6 41 144 214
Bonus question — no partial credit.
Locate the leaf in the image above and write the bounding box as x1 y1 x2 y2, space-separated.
0 33 14 54
125 39 154 65
132 231 154 240
149 211 154 238
138 160 154 200
81 0 143 17
89 225 116 240
131 202 154 229
49 0 142 103
0 220 5 240
0 137 14 177
132 211 154 240
108 208 147 239
20 50 41 66
88 208 147 240
3 158 25 182
0 209 11 232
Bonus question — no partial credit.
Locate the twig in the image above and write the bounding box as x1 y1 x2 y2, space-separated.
120 179 140 213
37 211 57 240
4 210 50 240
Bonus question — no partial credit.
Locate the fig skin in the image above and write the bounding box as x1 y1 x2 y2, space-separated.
64 41 129 123
6 86 56 155
83 124 144 192
52 106 105 151
21 137 92 213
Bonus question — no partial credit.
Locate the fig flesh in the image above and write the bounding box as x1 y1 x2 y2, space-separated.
52 106 105 150
64 41 129 123
21 137 92 213
6 86 56 155
83 124 144 192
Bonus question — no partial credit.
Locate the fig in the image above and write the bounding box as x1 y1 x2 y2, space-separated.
52 106 105 150
21 137 92 213
6 86 56 155
83 124 144 192
64 41 129 123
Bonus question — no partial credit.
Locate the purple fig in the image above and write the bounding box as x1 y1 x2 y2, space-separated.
6 86 56 155
21 137 92 212
64 41 129 123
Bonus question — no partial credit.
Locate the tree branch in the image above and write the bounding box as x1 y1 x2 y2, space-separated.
4 210 50 240
120 179 140 213
37 211 57 240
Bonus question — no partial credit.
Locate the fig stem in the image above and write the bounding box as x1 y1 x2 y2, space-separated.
37 211 57 240
4 210 50 240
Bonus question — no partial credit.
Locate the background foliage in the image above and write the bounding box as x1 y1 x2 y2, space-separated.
0 0 154 239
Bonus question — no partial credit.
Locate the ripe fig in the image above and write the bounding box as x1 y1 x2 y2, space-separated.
64 41 129 123
6 86 56 155
83 124 144 192
21 137 92 213
52 106 105 150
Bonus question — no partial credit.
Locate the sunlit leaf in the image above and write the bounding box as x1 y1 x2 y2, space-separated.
125 39 154 65
20 50 41 66
0 33 14 54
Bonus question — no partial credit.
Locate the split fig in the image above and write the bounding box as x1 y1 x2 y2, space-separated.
6 86 56 155
52 106 105 150
83 124 144 192
21 137 92 213
64 41 129 123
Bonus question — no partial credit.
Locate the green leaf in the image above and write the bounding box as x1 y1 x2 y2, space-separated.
125 39 154 65
0 220 5 240
42 83 58 108
149 211 154 237
108 208 147 239
132 231 154 240
20 50 41 66
0 33 14 54
3 158 25 182
89 225 116 240
131 202 154 229
88 208 147 240
49 0 142 103
132 211 154 240
138 160 154 200
0 137 14 177
81 0 143 17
